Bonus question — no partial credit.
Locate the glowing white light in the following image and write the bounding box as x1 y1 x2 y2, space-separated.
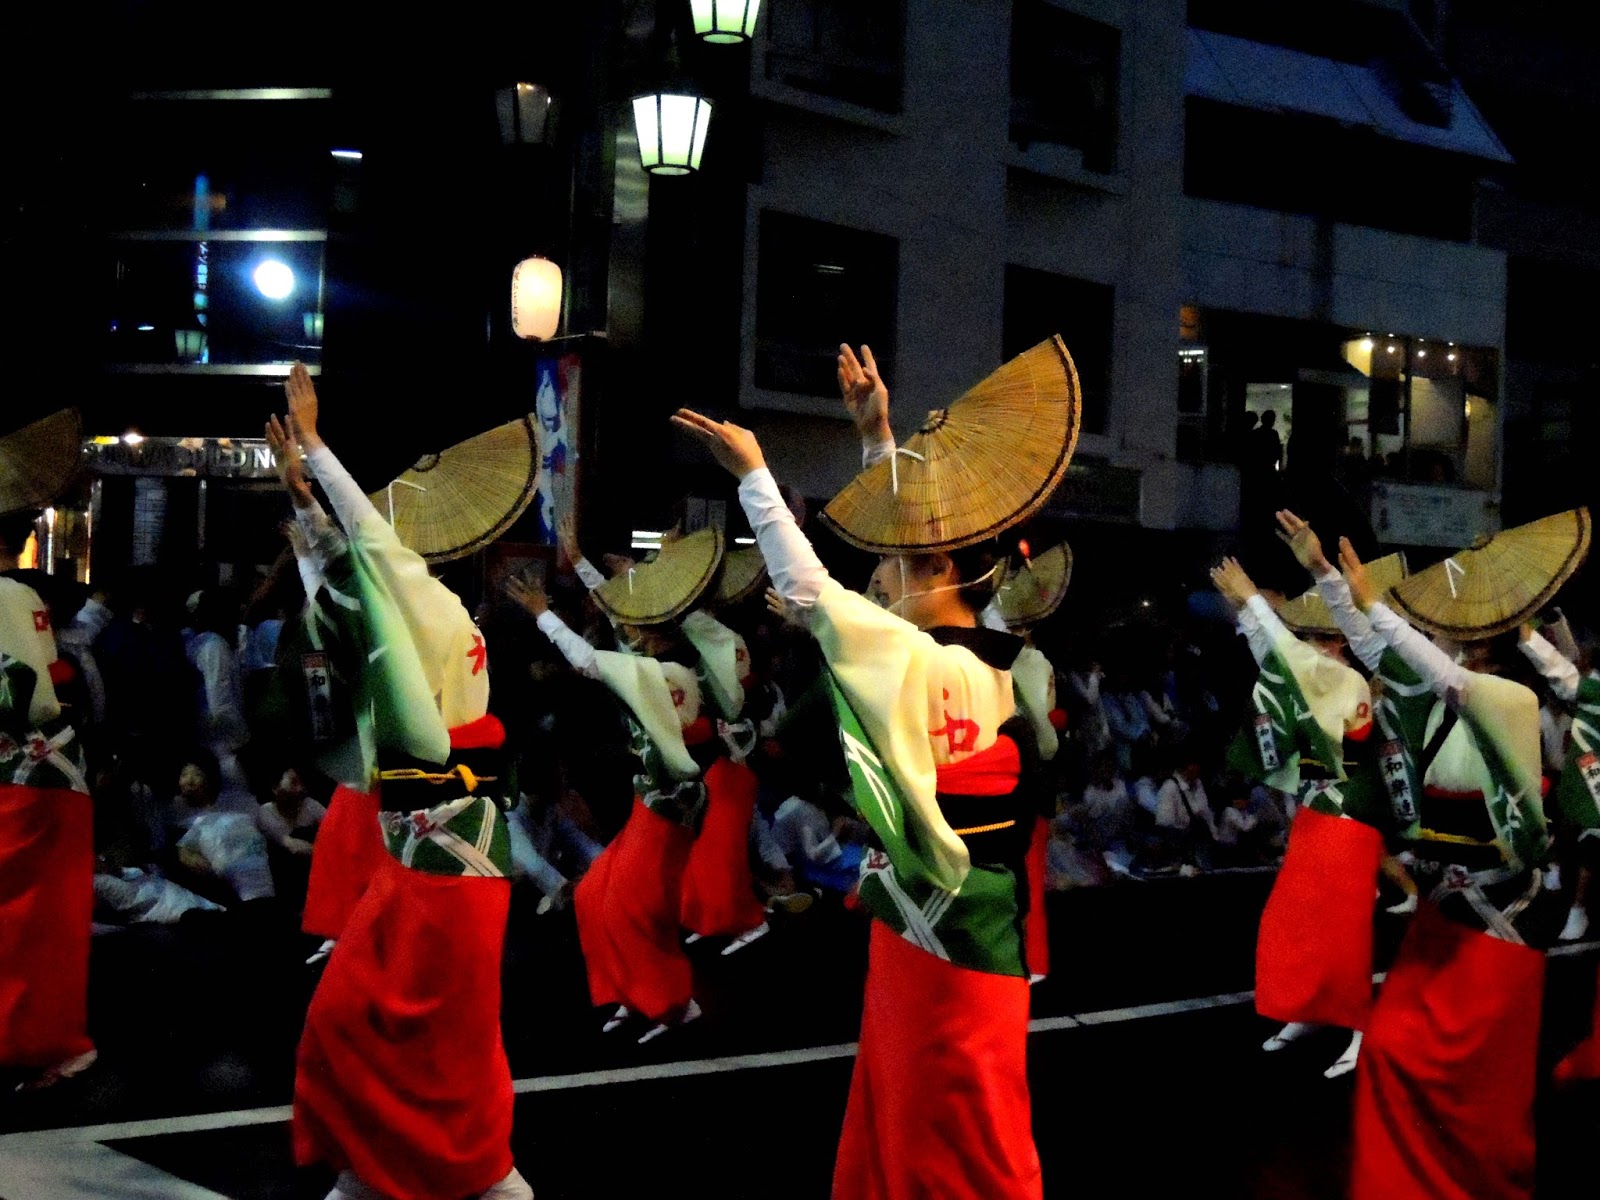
1447 352 1457 362
254 260 295 300
331 149 363 160
1386 345 1398 354
137 324 155 332
1358 338 1373 353
511 257 563 340
633 94 712 175
691 0 762 42
123 432 145 446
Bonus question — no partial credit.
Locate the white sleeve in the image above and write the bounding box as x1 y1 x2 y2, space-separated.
737 467 830 610
1367 602 1471 701
535 610 601 679
1234 598 1276 666
1312 567 1387 672
1520 630 1582 702
862 436 895 469
304 446 385 534
573 557 607 592
194 637 247 749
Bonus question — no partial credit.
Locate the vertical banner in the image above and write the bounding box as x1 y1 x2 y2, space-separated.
532 352 581 545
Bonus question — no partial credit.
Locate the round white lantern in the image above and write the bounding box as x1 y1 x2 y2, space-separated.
632 93 712 175
691 0 761 44
511 256 562 341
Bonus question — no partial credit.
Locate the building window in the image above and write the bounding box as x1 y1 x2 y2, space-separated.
755 211 898 399
1009 1 1120 173
764 0 905 114
1003 265 1112 434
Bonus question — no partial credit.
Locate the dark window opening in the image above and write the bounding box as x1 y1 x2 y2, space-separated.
755 211 898 399
1183 100 1477 242
1003 265 1112 434
764 0 906 114
1010 1 1120 173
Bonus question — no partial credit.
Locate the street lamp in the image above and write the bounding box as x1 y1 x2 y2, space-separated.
497 83 555 146
632 93 712 175
690 0 761 43
511 256 563 340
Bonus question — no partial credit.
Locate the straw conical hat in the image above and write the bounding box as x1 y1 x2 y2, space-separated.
993 542 1072 629
714 546 767 607
1388 509 1590 639
1280 553 1408 635
821 337 1081 553
595 527 724 626
0 409 82 517
370 418 540 563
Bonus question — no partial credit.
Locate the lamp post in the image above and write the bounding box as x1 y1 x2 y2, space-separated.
689 0 761 44
631 92 713 175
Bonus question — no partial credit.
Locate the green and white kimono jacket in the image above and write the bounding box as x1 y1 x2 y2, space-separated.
1520 630 1600 850
1359 601 1549 874
535 608 709 827
1229 593 1386 827
0 577 84 793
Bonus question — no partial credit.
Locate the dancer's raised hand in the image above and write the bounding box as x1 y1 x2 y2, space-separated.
504 571 550 618
671 409 766 478
265 415 313 509
837 343 890 444
285 362 325 451
1275 510 1330 574
1210 556 1260 610
1338 537 1377 612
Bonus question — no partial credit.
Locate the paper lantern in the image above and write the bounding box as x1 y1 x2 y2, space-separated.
633 93 712 175
511 256 562 341
691 0 761 43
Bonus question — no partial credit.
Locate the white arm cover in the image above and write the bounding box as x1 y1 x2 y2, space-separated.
1235 596 1277 667
862 436 895 469
1367 602 1471 701
1313 567 1387 672
573 557 607 592
535 610 601 680
737 467 830 611
1520 629 1581 702
305 446 385 534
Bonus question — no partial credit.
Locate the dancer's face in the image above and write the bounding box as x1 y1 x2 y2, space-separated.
1309 633 1347 663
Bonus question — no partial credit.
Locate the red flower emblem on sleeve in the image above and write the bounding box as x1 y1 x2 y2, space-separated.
466 634 487 676
33 610 50 632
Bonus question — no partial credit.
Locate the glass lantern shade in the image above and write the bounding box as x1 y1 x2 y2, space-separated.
690 0 761 43
511 256 562 341
632 94 712 175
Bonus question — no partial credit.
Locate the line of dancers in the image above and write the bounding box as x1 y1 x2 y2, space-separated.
4 330 1600 1200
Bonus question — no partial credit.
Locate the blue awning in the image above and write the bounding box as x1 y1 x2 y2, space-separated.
1186 29 1513 164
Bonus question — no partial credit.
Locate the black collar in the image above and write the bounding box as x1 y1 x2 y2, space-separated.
928 625 1025 670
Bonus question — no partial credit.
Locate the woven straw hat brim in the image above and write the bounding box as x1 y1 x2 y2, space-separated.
820 336 1081 554
595 527 725 625
714 546 768 606
1280 554 1408 635
369 418 540 563
0 409 82 518
1388 509 1590 639
995 542 1073 628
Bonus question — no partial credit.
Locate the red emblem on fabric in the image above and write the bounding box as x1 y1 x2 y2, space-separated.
466 634 487 675
929 689 980 756
33 610 50 632
671 687 687 710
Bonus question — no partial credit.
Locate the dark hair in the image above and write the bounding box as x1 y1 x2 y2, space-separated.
946 542 1000 613
0 511 38 556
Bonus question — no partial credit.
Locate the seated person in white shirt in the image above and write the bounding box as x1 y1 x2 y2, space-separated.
1153 749 1217 872
772 792 867 894
168 757 276 906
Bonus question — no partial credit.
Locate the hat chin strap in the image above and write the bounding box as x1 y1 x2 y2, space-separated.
886 559 1001 617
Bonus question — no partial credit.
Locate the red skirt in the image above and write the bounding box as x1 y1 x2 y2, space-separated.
680 758 766 938
1554 964 1600 1083
833 921 1041 1200
1255 807 1382 1030
292 855 514 1200
0 783 95 1069
301 784 384 940
1023 816 1050 981
574 799 694 1021
1350 904 1544 1200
